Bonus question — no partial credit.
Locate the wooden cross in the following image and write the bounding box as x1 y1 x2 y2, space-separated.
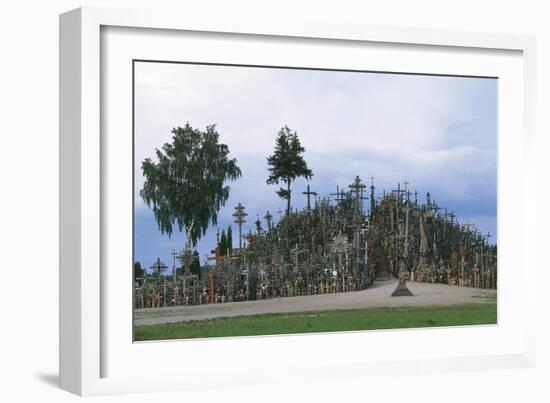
330 185 345 204
302 184 318 211
170 249 178 283
150 257 168 286
232 202 248 250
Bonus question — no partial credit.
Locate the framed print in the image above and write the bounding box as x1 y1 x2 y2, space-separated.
60 7 537 396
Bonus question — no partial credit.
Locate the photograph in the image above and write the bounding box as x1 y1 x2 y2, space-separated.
132 61 497 341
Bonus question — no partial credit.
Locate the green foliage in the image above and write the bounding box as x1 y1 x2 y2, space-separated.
140 123 242 246
219 229 227 256
266 125 313 216
226 226 233 254
177 251 202 278
135 303 497 341
133 261 144 279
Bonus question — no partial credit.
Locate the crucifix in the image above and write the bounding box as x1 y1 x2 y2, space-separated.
302 184 318 211
232 202 248 251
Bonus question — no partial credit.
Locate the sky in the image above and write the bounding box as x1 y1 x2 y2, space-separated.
133 61 497 271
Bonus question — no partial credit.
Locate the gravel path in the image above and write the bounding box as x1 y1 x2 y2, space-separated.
134 279 496 326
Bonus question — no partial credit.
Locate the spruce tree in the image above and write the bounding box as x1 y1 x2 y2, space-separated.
227 226 233 254
266 125 313 216
219 229 227 256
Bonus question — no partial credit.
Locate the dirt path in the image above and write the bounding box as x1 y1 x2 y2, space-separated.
134 279 496 326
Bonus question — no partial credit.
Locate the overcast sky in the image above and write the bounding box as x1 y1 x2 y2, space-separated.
134 61 497 270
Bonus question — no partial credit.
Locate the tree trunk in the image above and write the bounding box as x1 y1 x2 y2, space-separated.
286 181 292 216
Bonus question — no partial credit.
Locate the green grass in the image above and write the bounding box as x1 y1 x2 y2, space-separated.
134 302 497 341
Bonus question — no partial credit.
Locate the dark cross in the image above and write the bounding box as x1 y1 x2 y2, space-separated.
302 184 318 211
426 192 431 206
255 214 262 235
264 211 273 230
485 231 492 244
414 190 418 205
232 202 248 251
150 258 168 286
449 211 456 224
370 176 376 212
349 175 367 212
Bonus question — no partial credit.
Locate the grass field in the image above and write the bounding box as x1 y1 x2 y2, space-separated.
134 302 497 341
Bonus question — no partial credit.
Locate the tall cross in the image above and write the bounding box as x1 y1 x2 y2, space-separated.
232 202 248 251
150 258 168 286
414 190 418 205
302 184 318 211
255 214 262 235
170 249 178 284
177 248 195 276
264 210 273 230
330 185 344 204
349 175 367 212
370 176 376 212
392 183 406 205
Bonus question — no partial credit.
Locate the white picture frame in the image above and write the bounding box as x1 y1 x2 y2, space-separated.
59 6 537 396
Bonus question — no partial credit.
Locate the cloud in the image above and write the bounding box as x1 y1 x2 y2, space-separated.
133 61 497 264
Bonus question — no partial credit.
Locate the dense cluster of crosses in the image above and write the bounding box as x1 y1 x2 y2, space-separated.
134 176 497 308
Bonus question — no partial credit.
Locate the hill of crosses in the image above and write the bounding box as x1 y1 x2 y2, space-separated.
135 176 497 309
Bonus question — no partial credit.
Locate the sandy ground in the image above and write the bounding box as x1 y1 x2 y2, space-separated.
134 279 496 326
